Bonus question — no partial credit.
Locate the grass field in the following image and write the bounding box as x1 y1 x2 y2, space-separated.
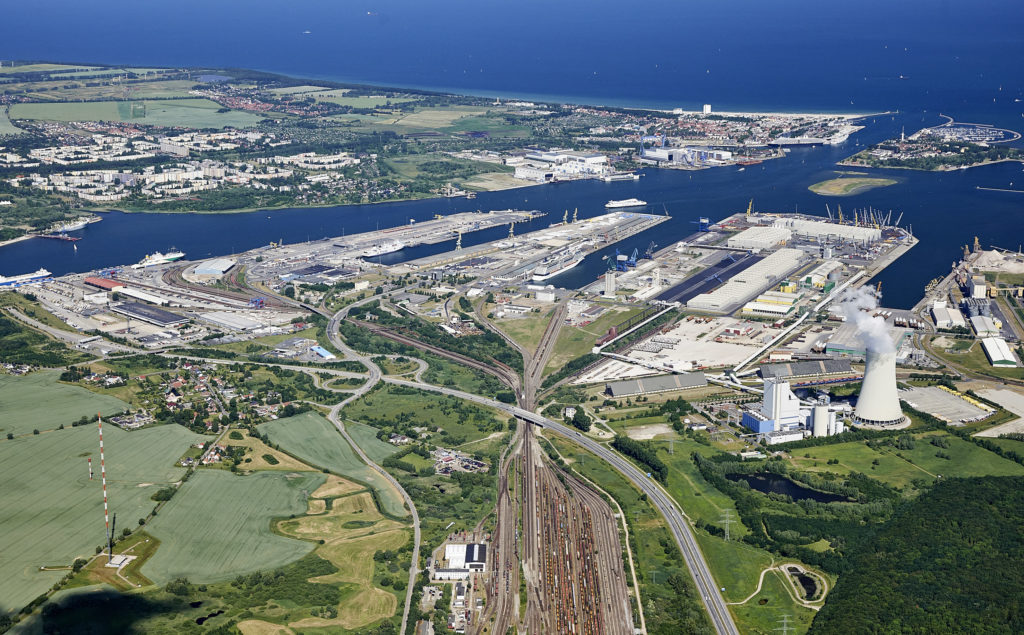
211 327 320 355
929 341 1024 381
342 383 503 446
0 109 23 135
277 490 407 630
142 470 325 585
0 370 128 436
494 310 552 354
788 431 1024 490
9 98 264 129
0 63 91 74
655 439 750 537
544 307 640 375
695 532 772 603
259 412 408 517
346 422 400 463
808 177 897 196
312 90 414 108
394 106 487 128
729 567 817 635
0 424 200 612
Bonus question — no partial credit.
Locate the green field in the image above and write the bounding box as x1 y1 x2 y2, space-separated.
313 90 414 108
258 412 408 517
0 424 200 612
789 431 1024 490
544 307 639 375
347 422 400 463
0 63 91 74
729 567 817 635
655 440 750 537
9 98 264 129
0 370 129 436
808 176 897 196
0 109 23 136
141 470 324 584
494 311 552 354
694 532 772 603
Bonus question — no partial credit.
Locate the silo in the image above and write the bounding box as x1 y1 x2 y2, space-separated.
854 350 906 426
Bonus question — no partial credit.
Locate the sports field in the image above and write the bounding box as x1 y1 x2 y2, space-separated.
259 412 408 517
0 370 128 436
9 98 264 129
0 424 200 612
141 470 325 585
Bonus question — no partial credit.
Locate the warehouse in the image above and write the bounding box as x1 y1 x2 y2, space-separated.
981 337 1018 367
970 315 1000 337
687 248 804 312
825 323 908 357
199 311 263 331
725 226 792 250
84 277 124 291
111 302 187 327
194 257 236 277
772 217 881 242
605 372 708 397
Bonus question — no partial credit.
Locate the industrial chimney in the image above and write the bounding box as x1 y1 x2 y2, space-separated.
854 350 906 426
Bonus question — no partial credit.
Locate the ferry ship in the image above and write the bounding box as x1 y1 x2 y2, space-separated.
602 172 641 182
605 198 647 209
532 253 585 281
132 250 185 269
50 216 102 233
362 240 405 258
0 268 52 287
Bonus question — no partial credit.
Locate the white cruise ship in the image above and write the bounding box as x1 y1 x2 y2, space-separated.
132 250 185 269
0 268 52 287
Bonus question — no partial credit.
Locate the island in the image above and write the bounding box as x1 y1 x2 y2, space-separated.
808 176 897 196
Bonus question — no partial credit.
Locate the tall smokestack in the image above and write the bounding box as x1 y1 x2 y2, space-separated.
854 350 906 426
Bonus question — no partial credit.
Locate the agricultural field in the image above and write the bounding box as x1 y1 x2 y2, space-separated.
0 109 23 135
346 422 401 463
277 489 408 630
787 431 1024 491
544 306 640 375
258 411 408 517
141 470 325 585
0 424 200 612
312 89 415 108
8 98 264 129
0 370 128 436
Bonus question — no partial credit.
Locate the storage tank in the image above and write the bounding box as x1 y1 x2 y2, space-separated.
854 350 906 426
812 405 829 437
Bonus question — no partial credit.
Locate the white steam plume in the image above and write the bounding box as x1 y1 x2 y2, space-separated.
836 286 895 354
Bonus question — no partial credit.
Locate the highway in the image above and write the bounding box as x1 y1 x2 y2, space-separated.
385 377 739 635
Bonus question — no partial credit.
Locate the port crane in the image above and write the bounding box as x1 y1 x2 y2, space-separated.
642 242 658 259
746 199 754 218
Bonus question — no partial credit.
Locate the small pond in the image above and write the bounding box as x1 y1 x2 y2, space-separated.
727 473 849 503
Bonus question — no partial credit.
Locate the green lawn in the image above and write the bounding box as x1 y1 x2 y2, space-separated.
0 424 200 612
694 532 771 603
9 98 264 129
655 440 749 537
729 568 817 635
211 327 320 355
0 370 128 436
258 412 408 517
347 421 400 463
141 470 324 585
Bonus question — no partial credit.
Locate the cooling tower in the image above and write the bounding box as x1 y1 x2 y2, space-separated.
854 350 906 426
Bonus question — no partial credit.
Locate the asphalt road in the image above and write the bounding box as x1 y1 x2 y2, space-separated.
385 377 739 635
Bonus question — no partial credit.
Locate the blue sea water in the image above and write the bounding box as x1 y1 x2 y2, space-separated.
1 0 1023 308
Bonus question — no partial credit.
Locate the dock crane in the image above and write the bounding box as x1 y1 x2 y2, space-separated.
746 199 754 218
643 241 658 259
973 236 981 253
562 209 568 224
837 204 844 225
626 248 639 267
572 208 578 223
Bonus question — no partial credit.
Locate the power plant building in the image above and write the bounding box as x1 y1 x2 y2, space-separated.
742 378 805 434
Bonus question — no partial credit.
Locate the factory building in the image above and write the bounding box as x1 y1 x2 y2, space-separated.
687 248 804 312
742 378 805 434
605 372 708 398
801 260 843 291
931 300 967 329
825 323 909 358
725 226 792 250
741 290 803 316
199 311 263 331
970 315 1000 337
759 359 857 387
772 217 881 243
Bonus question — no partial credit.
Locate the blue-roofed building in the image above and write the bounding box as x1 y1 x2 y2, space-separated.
309 345 336 360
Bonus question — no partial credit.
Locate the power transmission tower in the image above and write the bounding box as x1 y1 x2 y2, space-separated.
775 615 792 635
721 510 733 542
669 439 674 455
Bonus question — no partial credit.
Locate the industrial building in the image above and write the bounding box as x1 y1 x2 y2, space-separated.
199 311 263 331
772 217 881 243
741 290 803 316
742 378 805 434
194 257 236 278
931 300 967 329
981 337 1018 367
111 302 187 327
604 372 708 397
84 277 125 291
687 248 804 312
970 315 1000 337
725 226 792 250
444 543 487 572
825 323 908 357
759 359 857 386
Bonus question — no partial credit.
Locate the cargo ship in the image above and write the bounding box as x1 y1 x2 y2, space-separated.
531 252 585 281
0 268 52 287
132 250 185 269
361 240 405 258
605 198 647 209
602 172 641 182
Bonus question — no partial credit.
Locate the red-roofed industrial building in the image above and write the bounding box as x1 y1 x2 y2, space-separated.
84 277 125 291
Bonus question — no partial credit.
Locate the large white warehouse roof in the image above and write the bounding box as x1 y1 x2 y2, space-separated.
195 258 237 276
687 248 804 312
726 226 792 250
772 218 881 242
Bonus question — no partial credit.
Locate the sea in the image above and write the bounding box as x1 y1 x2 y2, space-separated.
1 0 1023 309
